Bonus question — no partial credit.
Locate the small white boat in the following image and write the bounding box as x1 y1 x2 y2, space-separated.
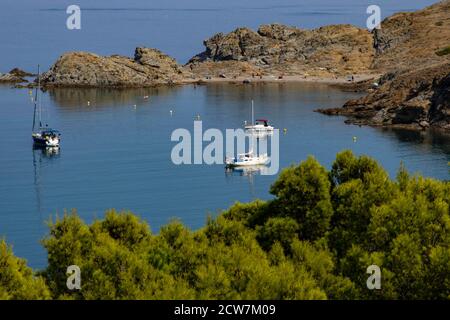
244 100 274 133
32 65 61 148
245 119 274 133
225 151 269 167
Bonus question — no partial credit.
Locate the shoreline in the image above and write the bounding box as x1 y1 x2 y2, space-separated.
187 73 380 85
11 73 380 89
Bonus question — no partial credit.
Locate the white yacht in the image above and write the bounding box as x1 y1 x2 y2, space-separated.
225 151 269 168
244 100 274 133
32 65 61 148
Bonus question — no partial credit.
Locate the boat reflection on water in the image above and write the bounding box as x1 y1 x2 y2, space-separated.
225 164 270 198
32 145 60 217
225 164 270 177
32 145 60 158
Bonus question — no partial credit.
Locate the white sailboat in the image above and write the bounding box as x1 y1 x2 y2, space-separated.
225 150 269 168
244 100 274 134
32 65 61 148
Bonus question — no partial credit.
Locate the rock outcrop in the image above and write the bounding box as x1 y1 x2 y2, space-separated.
317 62 450 130
187 24 375 78
317 0 450 130
0 68 32 83
40 48 191 87
372 0 450 72
34 0 449 130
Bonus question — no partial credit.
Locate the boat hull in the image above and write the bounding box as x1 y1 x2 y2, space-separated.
32 135 60 147
225 157 269 167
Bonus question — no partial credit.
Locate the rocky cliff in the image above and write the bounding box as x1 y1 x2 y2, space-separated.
317 0 450 130
317 62 450 129
40 48 191 87
187 24 375 78
372 0 450 72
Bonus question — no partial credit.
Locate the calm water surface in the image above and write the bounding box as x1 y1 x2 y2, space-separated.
0 83 449 268
0 0 437 70
0 0 446 268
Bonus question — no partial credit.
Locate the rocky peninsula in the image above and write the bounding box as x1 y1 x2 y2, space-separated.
317 0 450 130
39 48 191 87
10 0 449 129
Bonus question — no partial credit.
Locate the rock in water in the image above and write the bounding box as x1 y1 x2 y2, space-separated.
9 68 34 77
40 48 191 87
0 68 31 83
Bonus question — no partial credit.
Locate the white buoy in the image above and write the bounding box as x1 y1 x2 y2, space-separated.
87 101 90 106
170 110 173 116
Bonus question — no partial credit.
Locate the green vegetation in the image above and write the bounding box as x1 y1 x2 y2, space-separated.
1 151 449 299
436 45 450 56
0 240 50 299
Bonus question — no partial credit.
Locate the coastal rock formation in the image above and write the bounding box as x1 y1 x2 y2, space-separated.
0 68 32 83
318 0 450 130
317 62 450 130
187 24 375 78
40 48 191 87
372 0 450 72
35 0 449 131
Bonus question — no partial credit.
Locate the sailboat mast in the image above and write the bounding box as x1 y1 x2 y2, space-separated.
251 100 254 125
32 65 40 132
37 65 42 128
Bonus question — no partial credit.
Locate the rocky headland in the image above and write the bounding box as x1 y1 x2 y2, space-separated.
317 0 450 130
317 62 450 129
39 48 192 88
23 0 450 129
186 23 375 78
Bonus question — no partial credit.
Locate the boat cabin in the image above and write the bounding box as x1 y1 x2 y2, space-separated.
255 119 270 127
